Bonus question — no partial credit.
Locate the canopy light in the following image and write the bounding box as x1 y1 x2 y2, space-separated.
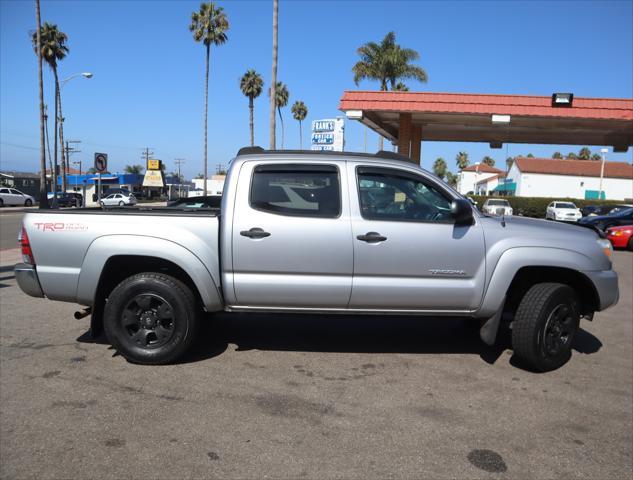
491 114 511 124
345 110 363 120
489 141 502 149
552 93 573 107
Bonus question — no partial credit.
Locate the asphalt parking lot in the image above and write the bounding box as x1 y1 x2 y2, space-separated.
0 246 631 479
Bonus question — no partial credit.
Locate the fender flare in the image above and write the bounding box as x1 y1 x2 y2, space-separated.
478 246 597 318
76 235 223 311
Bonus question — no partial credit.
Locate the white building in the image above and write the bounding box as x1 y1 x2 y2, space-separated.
191 175 226 196
508 157 633 201
457 163 504 195
475 173 507 195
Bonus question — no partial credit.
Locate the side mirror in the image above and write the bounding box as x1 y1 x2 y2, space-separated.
451 198 474 225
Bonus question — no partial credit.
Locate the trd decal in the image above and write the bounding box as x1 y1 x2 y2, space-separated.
33 222 88 232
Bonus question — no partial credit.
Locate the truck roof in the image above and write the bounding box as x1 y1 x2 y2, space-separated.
234 146 423 169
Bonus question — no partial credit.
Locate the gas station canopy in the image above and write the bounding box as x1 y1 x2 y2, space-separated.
339 91 633 161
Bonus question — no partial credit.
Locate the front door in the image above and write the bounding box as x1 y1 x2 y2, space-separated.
348 164 486 312
231 161 353 308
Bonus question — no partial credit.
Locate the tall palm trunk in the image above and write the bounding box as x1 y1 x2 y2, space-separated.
52 67 59 199
278 106 284 150
299 119 302 150
58 87 66 192
35 0 48 208
248 96 254 146
203 43 210 195
269 0 278 149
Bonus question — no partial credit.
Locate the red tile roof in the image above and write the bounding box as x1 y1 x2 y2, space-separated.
462 163 504 174
476 173 507 185
339 91 633 121
513 157 633 180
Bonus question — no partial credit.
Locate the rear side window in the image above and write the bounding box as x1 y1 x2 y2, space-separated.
250 164 341 218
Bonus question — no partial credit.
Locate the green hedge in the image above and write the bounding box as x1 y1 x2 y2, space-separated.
468 195 624 218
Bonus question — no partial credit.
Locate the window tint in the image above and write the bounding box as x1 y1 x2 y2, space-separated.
250 164 340 218
357 168 452 222
0 188 8 194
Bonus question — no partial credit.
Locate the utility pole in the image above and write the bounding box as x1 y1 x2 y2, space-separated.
599 148 608 200
141 147 154 165
65 140 81 191
174 158 185 198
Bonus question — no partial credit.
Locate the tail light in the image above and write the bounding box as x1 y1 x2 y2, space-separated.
19 226 35 265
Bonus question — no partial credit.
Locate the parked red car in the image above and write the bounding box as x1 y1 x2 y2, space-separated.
606 225 633 250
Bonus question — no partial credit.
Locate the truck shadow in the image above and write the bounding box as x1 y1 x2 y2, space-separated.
178 313 601 367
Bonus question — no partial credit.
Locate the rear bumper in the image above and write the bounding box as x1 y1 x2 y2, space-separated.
583 269 619 311
14 263 44 298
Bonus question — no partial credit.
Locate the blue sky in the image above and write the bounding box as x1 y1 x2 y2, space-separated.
1 0 632 178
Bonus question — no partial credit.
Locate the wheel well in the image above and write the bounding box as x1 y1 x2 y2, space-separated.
505 266 600 316
90 255 202 336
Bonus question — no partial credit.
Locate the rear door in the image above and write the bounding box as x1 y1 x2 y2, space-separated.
348 163 486 312
230 161 353 308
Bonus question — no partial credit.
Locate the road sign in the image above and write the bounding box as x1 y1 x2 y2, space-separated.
94 153 108 173
147 159 161 171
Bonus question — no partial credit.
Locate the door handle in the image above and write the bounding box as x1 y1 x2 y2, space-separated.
240 227 271 239
356 232 387 243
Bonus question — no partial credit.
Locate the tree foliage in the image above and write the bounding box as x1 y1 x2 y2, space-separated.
432 157 447 179
578 147 591 160
445 171 457 187
352 31 427 91
124 164 144 174
455 151 469 170
552 152 563 159
291 100 308 149
481 156 495 167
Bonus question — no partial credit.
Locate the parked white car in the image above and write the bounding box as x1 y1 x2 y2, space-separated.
99 193 137 207
482 198 513 216
0 187 35 207
546 201 582 222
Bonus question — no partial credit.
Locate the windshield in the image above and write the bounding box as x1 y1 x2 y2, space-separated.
487 200 509 206
555 202 576 209
612 207 633 217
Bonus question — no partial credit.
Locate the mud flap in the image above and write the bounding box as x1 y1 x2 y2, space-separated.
480 296 505 346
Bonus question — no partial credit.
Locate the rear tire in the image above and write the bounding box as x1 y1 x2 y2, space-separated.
512 283 580 372
0 199 4 207
104 272 199 365
118 200 125 206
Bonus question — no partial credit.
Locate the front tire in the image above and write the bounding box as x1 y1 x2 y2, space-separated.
104 272 199 365
512 283 580 372
25 199 33 206
119 200 125 206
628 236 633 251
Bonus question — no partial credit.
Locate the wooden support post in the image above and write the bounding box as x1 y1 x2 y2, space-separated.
398 113 412 158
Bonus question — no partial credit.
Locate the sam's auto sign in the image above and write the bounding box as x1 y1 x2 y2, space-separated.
311 117 344 152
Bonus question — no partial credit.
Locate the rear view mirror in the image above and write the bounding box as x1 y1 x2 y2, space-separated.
451 199 474 225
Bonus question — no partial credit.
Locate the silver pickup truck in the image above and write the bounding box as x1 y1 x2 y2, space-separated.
15 148 619 371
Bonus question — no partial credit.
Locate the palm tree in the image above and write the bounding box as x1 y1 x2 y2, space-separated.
270 81 289 149
591 153 602 161
34 1 48 208
456 151 469 170
552 151 563 159
506 157 514 170
566 152 577 159
269 0 279 149
445 172 457 187
352 31 427 148
578 147 591 160
482 156 495 167
291 101 308 149
124 164 144 174
432 158 447 179
393 82 409 91
526 153 534 158
239 69 263 147
353 32 428 90
189 2 229 195
32 22 68 200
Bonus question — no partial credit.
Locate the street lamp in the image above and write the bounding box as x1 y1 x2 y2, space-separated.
61 72 93 88
599 148 608 200
56 72 93 199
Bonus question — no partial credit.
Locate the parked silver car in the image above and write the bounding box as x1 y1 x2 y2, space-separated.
0 187 35 207
99 192 137 207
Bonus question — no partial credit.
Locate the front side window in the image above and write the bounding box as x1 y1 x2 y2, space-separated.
250 164 341 218
357 168 453 222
